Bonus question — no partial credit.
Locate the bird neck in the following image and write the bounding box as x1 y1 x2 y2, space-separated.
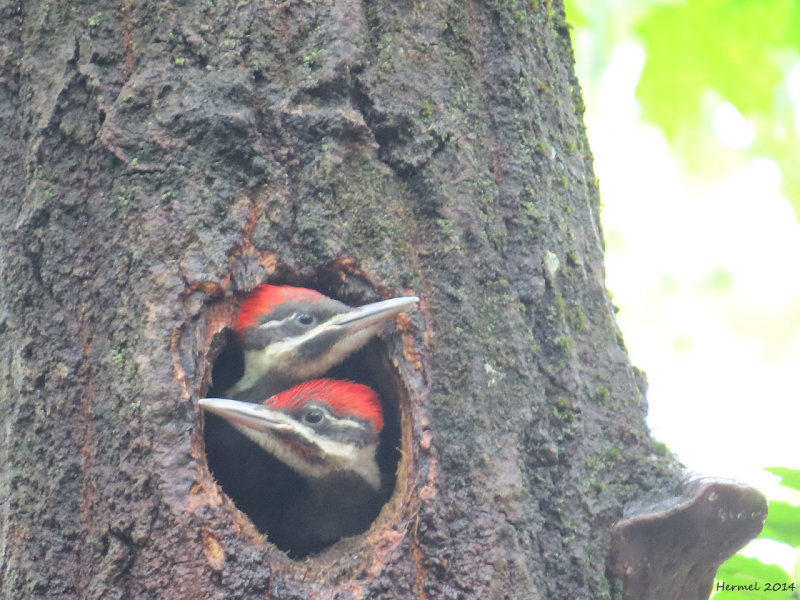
226 371 297 402
227 347 293 399
304 467 384 507
274 466 387 557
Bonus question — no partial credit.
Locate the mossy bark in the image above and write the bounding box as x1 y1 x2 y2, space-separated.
0 1 685 598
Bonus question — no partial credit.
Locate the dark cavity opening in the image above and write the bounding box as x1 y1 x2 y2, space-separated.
202 291 403 559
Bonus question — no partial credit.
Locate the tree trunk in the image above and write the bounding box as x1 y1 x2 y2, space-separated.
0 1 763 599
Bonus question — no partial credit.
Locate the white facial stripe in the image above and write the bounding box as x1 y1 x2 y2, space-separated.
263 318 334 359
233 425 316 475
231 319 336 392
327 416 366 434
236 321 382 393
313 438 381 489
229 420 380 489
257 314 296 330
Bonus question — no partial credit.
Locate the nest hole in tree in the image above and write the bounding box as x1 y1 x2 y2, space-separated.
201 283 407 559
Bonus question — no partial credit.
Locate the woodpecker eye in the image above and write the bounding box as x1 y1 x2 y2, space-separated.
303 409 325 425
295 313 315 326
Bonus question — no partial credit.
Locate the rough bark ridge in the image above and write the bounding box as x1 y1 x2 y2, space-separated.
0 1 753 599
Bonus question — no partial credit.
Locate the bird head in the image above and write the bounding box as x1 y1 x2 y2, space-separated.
229 285 418 395
200 379 384 489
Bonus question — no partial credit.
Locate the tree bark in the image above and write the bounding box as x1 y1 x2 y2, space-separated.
0 1 761 599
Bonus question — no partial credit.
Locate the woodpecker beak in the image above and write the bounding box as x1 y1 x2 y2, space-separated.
330 295 419 332
199 398 294 433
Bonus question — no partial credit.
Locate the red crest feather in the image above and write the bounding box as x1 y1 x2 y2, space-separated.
267 379 383 433
236 285 329 333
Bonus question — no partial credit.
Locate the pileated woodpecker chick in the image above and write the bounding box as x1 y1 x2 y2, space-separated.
200 379 385 556
228 285 419 400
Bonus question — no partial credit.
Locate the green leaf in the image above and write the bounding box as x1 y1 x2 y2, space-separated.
759 500 800 547
765 467 800 493
563 0 589 30
635 0 793 140
633 0 800 219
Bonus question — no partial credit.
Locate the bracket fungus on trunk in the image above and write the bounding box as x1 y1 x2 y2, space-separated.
607 478 768 600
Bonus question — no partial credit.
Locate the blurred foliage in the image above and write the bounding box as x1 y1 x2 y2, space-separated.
759 468 800 549
768 468 800 493
565 0 800 219
562 2 800 598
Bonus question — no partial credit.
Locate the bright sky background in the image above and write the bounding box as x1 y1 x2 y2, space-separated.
576 37 800 573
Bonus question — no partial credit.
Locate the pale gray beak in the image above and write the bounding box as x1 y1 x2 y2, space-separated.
199 398 292 433
333 296 419 331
